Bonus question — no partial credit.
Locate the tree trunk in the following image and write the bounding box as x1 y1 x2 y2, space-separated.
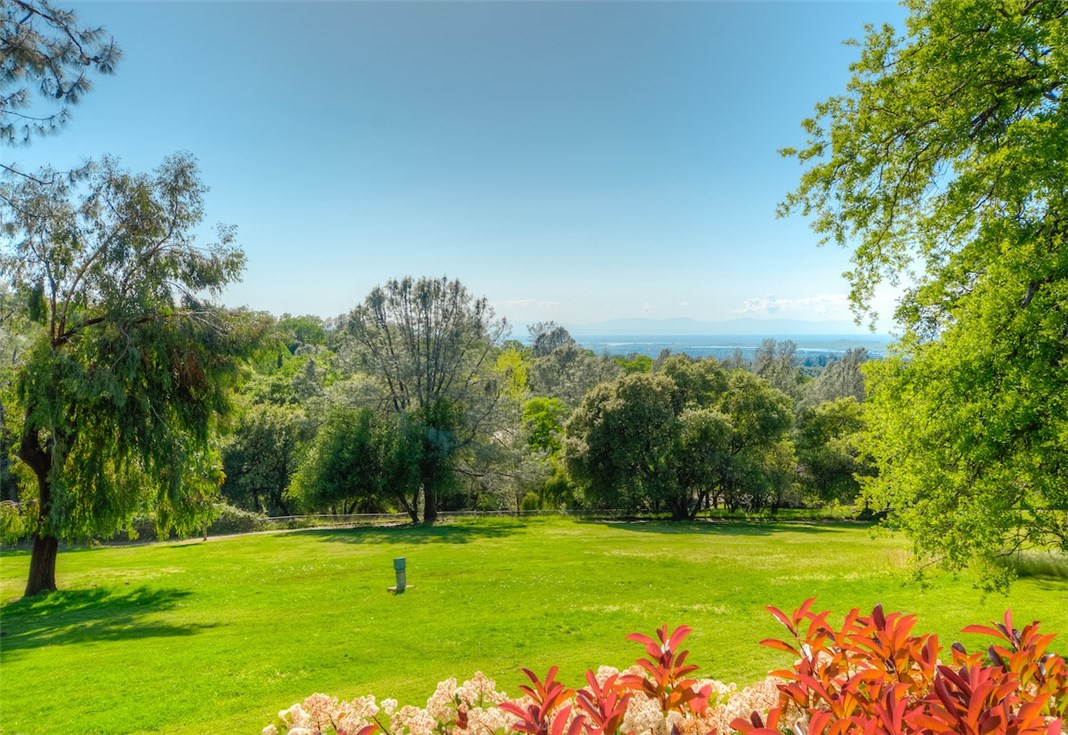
422 477 438 526
18 429 58 596
25 533 59 596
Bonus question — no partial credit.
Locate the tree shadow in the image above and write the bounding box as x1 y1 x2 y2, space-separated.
582 519 851 536
0 585 214 661
288 519 527 546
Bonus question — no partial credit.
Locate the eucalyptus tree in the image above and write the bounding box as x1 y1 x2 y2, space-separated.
2 154 255 596
781 0 1068 584
344 276 508 524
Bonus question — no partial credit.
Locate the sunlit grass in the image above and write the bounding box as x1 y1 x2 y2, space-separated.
1 517 1066 735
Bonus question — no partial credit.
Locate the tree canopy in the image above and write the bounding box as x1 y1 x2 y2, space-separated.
782 0 1067 584
2 153 255 595
344 276 508 524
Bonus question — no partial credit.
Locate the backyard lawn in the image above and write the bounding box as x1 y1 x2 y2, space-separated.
1 517 1066 735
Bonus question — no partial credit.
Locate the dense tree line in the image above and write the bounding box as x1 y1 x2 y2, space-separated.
202 316 874 524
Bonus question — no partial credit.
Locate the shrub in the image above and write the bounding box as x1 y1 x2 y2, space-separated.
734 600 1067 735
208 503 268 535
263 604 1066 735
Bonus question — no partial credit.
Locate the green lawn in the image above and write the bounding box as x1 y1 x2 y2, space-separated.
1 517 1066 735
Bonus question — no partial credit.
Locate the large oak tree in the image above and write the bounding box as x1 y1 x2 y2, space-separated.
782 0 1067 585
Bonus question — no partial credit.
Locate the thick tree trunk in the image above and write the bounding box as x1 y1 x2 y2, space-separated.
25 533 58 596
19 430 57 597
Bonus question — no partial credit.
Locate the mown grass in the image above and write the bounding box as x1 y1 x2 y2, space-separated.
1 517 1066 735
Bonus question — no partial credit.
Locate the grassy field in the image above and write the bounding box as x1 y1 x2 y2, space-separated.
1 517 1066 735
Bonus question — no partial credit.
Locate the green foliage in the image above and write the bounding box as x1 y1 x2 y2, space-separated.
496 344 530 405
795 396 869 505
613 353 653 374
713 371 795 512
528 321 575 358
528 343 622 410
752 339 804 402
0 500 28 543
862 307 1068 589
294 406 422 519
564 363 796 518
276 314 327 354
522 397 568 457
206 503 266 535
800 348 868 408
1 153 259 594
344 277 508 524
781 0 1068 583
221 403 307 516
564 373 679 513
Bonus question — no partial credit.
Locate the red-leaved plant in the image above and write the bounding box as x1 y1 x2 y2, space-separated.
621 624 714 716
264 606 1064 735
500 625 714 735
732 600 1067 735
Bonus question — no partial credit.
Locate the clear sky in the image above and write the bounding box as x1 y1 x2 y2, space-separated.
15 1 908 332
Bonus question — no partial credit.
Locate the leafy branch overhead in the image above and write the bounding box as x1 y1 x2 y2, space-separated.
1 0 121 147
781 0 1068 584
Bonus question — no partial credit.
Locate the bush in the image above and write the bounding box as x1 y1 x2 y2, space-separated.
736 600 1067 734
263 603 1067 735
208 503 268 535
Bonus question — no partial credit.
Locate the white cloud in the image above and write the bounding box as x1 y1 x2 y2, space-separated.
735 293 850 316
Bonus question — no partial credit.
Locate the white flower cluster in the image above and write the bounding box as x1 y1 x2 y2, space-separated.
262 671 789 735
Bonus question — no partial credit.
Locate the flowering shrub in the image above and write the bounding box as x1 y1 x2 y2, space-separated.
263 604 1066 735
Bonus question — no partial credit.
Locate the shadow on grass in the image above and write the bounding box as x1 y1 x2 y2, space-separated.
587 519 855 536
0 585 214 660
288 519 526 546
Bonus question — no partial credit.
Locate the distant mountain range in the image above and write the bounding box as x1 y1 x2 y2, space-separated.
566 316 893 339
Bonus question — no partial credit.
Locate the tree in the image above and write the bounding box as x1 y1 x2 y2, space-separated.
2 153 253 596
714 371 795 512
277 313 327 355
564 372 678 514
293 406 422 519
344 276 508 524
752 339 804 401
528 342 621 409
221 402 306 516
1 0 120 181
781 0 1067 583
795 396 869 505
801 348 867 408
564 365 795 518
0 285 33 502
527 321 575 357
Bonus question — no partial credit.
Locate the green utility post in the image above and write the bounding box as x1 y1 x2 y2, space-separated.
389 557 408 594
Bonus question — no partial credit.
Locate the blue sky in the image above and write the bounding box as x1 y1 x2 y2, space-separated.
17 1 907 332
